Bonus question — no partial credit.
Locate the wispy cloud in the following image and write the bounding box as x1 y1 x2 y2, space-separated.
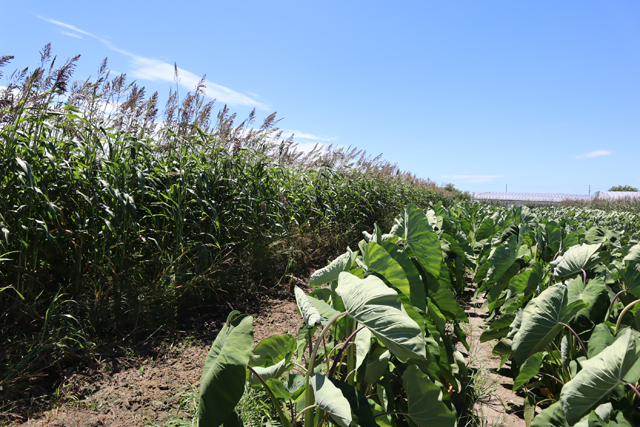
38 16 95 37
575 150 611 159
37 16 267 109
282 129 337 142
60 31 82 39
123 53 268 109
440 175 505 184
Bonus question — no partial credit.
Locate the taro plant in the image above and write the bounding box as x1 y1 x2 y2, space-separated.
197 204 471 427
466 203 640 426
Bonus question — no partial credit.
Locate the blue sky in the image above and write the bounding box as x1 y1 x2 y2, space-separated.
2 1 639 194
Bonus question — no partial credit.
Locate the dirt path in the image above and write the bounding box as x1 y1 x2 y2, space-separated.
457 293 535 426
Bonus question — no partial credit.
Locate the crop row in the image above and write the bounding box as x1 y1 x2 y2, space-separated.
202 202 640 426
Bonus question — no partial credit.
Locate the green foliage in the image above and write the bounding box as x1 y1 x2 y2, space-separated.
609 185 639 192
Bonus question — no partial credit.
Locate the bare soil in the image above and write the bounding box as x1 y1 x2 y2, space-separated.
9 285 533 427
457 292 538 426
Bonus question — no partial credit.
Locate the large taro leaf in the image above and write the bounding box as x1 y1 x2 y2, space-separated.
512 284 587 365
531 401 569 427
365 348 392 384
487 262 520 312
423 262 467 321
294 286 322 327
562 231 581 253
379 241 427 311
310 374 352 427
620 243 640 298
566 277 609 331
485 236 518 286
475 217 496 242
390 203 442 278
307 294 342 325
248 358 288 385
355 326 373 371
506 262 544 301
513 352 544 390
587 323 615 359
337 272 426 362
500 222 520 244
364 242 420 310
442 232 467 262
198 311 253 427
551 243 602 280
584 226 621 248
266 374 306 400
250 333 296 367
503 263 544 313
402 365 456 427
309 250 356 287
561 328 640 425
540 221 563 261
573 403 613 427
328 377 377 427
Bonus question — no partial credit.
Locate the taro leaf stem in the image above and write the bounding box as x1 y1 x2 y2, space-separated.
606 289 628 320
542 372 565 386
581 268 587 284
294 405 318 424
623 380 640 401
329 325 366 378
304 312 347 427
559 322 588 359
615 299 640 334
247 365 292 427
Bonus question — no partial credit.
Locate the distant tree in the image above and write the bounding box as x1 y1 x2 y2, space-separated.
442 183 471 200
609 185 639 192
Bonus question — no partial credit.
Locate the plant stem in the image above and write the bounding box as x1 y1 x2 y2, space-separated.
304 312 347 427
293 405 317 424
606 289 628 320
346 321 357 385
542 372 565 386
615 299 640 334
559 322 588 359
328 325 365 378
623 380 640 401
247 365 292 427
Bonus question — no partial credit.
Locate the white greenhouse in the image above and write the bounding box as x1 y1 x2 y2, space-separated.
472 192 593 207
592 191 640 200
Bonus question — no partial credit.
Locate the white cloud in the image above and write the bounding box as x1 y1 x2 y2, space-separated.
282 129 337 142
124 54 268 109
440 175 505 184
59 31 82 39
576 150 611 159
37 16 268 109
38 16 95 37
